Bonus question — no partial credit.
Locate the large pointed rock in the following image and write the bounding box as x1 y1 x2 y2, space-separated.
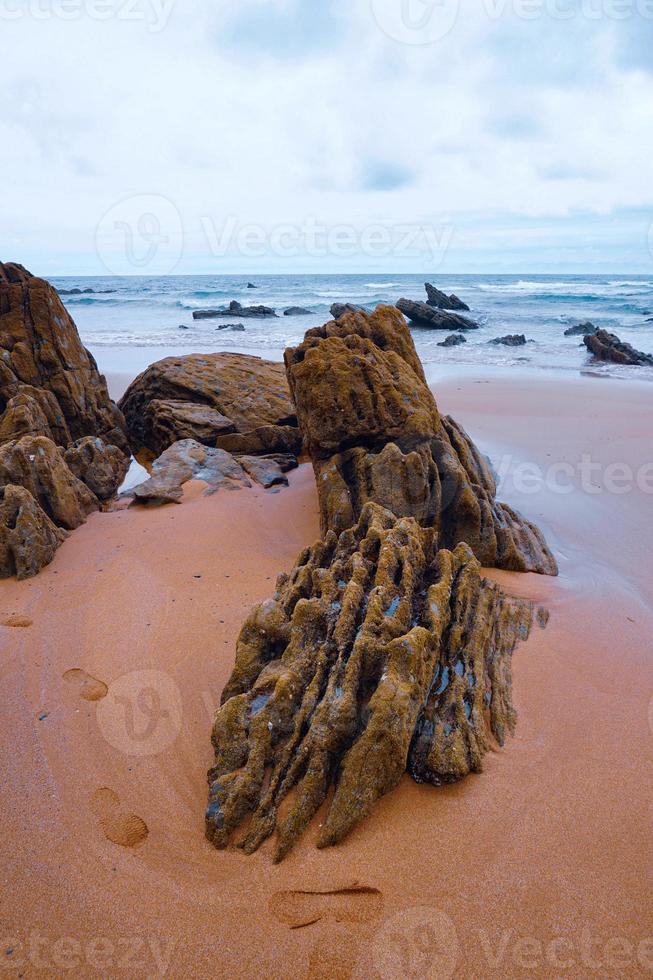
285 306 556 575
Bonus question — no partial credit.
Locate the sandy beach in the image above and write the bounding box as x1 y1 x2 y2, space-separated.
2 369 651 979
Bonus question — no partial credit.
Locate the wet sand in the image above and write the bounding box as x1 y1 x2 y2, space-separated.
1 372 652 978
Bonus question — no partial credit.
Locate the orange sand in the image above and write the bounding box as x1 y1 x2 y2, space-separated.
1 373 652 979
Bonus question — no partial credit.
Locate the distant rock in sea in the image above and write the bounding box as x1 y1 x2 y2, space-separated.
284 306 313 316
584 329 653 366
247 282 258 288
489 334 528 346
215 323 245 332
438 333 467 347
396 298 479 331
58 287 116 295
565 321 597 337
193 301 278 319
330 302 367 319
425 283 470 311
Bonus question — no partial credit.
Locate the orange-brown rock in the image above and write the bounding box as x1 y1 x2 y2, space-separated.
285 305 557 575
0 436 98 530
207 503 539 861
64 437 130 500
0 262 128 454
118 353 300 457
0 484 68 580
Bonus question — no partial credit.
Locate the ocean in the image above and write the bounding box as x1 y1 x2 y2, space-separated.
51 273 653 380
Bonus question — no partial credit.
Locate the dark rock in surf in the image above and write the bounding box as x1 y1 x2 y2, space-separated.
564 321 597 337
438 333 467 347
425 283 470 311
396 298 479 331
489 334 527 346
584 329 653 366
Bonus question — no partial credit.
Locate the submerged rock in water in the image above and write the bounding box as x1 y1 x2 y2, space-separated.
424 283 470 311
206 502 536 861
584 329 653 366
438 333 467 347
285 305 556 574
564 321 597 337
489 334 528 346
118 352 299 457
283 306 313 316
193 301 278 319
396 298 479 331
0 484 68 580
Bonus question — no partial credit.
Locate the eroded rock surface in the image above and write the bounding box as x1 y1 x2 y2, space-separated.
0 484 68 580
118 353 299 457
584 329 653 366
396 298 479 331
207 503 538 861
285 305 556 574
425 283 470 311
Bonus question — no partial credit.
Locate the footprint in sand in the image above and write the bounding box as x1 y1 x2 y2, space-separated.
90 788 148 848
270 884 383 930
2 615 33 628
63 668 108 702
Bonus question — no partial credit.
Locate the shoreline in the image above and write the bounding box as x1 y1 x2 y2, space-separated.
2 367 652 977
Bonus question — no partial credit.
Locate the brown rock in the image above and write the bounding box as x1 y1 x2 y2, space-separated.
584 329 653 366
118 353 299 457
207 502 536 860
0 436 98 529
64 437 131 500
284 306 557 574
215 425 303 457
237 453 298 489
0 262 128 455
0 484 68 580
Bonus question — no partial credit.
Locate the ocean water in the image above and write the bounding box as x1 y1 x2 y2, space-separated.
51 273 653 380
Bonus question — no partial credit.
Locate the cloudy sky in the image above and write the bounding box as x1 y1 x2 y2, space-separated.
2 0 653 275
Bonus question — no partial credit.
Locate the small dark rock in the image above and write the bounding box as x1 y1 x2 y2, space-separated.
396 298 479 331
437 333 467 347
330 303 367 320
193 301 277 320
489 334 528 346
215 323 245 332
247 283 257 288
424 283 470 311
564 321 597 337
178 324 190 330
284 306 313 316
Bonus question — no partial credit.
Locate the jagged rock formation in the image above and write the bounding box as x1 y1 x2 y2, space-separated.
0 263 131 577
396 298 479 331
565 321 597 337
284 306 556 574
206 305 555 860
584 329 653 366
0 263 128 455
425 283 470 311
330 303 367 319
438 333 467 347
0 484 68 580
193 301 278 320
489 334 527 346
118 353 301 458
128 439 297 505
206 503 541 861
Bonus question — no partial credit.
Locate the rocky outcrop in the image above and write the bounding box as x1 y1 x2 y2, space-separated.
565 321 597 337
206 502 542 861
330 303 367 320
57 287 115 295
0 262 130 577
396 298 479 331
584 330 653 366
0 436 98 530
284 305 556 574
489 334 527 346
0 263 128 455
0 484 68 580
283 307 313 316
438 333 467 347
193 301 278 320
425 283 470 311
118 353 300 458
128 439 297 505
206 304 555 861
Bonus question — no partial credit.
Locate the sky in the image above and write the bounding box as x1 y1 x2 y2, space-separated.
1 0 653 275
